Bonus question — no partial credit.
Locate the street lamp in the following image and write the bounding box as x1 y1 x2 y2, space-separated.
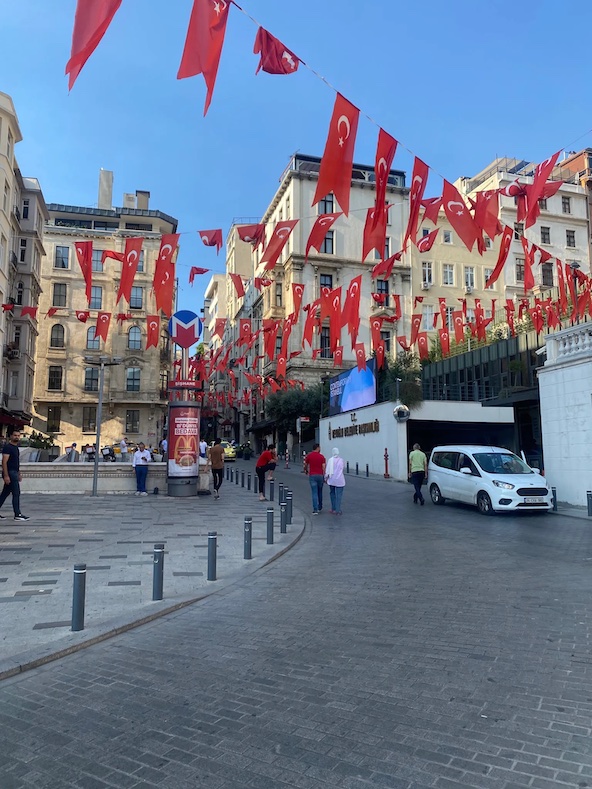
84 355 123 497
570 262 581 325
319 375 330 419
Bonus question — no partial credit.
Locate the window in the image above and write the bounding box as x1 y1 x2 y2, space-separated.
422 261 433 285
464 267 475 288
9 371 18 398
515 258 525 283
422 304 434 328
91 249 103 272
126 409 140 434
566 229 576 248
50 324 65 348
540 226 551 245
538 198 547 210
514 223 523 240
84 367 99 392
484 236 492 249
376 279 389 306
137 250 144 272
129 286 143 310
379 330 391 355
320 273 333 290
374 237 391 260
47 406 61 433
13 326 20 349
48 366 63 391
3 182 9 214
90 286 102 310
93 220 119 231
320 230 334 254
443 230 452 244
128 326 142 350
275 282 282 308
15 281 23 306
445 306 454 329
22 199 29 220
275 332 283 357
126 367 141 392
86 326 100 350
320 326 332 358
19 238 26 262
83 406 96 433
542 262 554 287
54 246 69 268
422 227 430 237
484 268 493 287
318 194 334 214
562 196 571 214
52 283 67 307
0 235 5 268
443 264 454 286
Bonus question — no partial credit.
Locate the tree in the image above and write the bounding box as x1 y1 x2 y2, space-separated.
265 385 323 433
381 351 423 409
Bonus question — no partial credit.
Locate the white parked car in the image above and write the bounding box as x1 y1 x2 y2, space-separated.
428 445 552 515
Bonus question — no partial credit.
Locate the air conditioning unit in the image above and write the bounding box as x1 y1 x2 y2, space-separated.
465 286 473 295
421 282 431 291
7 349 20 360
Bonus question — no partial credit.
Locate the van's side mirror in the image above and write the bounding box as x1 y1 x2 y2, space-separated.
460 467 472 475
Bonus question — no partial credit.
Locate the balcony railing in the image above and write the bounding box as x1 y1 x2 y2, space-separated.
545 324 592 367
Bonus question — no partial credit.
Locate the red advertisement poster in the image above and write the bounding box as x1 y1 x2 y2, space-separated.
167 404 200 478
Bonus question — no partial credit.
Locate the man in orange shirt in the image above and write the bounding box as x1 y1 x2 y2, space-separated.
304 443 326 515
208 438 225 500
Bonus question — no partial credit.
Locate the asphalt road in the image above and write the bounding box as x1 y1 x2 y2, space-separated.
1 466 591 789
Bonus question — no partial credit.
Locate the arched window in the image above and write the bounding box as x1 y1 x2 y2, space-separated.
86 326 100 350
50 324 65 348
16 281 24 306
128 325 142 350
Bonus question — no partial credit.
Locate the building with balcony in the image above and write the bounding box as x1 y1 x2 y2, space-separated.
32 171 177 451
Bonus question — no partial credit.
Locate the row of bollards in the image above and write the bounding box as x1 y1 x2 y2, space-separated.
71 469 296 632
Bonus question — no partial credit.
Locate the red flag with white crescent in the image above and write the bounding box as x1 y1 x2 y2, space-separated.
373 129 398 215
263 319 280 361
152 234 179 317
370 316 383 349
371 252 400 279
415 228 439 253
473 190 501 241
275 353 287 379
485 225 512 289
556 259 568 315
74 240 93 306
333 346 343 367
76 310 90 323
102 249 123 264
362 205 388 261
189 266 209 285
292 283 305 317
403 158 429 250
229 273 246 298
198 229 223 253
146 316 160 349
65 0 122 89
46 308 59 319
354 343 367 371
313 93 360 216
525 151 561 228
397 336 410 352
305 213 342 261
452 311 464 343
439 328 450 357
94 311 111 342
238 319 252 346
417 332 429 360
253 27 300 75
521 236 535 292
392 294 401 321
438 298 447 328
213 317 226 339
237 223 266 250
329 287 342 351
117 237 144 306
421 197 442 226
410 313 423 347
375 341 386 370
443 180 480 252
177 0 231 115
341 275 362 345
260 220 298 271
20 306 37 319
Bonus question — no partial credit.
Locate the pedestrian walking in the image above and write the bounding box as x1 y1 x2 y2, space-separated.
408 442 428 505
325 447 345 515
256 443 277 501
208 438 225 499
120 437 128 462
0 430 29 521
199 438 208 459
304 443 326 514
132 442 152 496
159 437 167 462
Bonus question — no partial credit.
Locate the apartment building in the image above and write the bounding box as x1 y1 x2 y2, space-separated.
33 172 177 451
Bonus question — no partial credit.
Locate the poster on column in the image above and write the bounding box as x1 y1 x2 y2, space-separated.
167 404 200 477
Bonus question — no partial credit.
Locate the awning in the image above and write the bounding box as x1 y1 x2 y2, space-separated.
0 410 28 427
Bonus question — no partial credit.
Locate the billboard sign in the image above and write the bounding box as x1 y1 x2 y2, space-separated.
328 358 376 416
167 403 200 478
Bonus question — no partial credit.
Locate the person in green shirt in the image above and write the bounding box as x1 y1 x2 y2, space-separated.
408 443 428 505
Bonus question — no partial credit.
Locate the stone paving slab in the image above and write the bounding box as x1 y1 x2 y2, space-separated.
0 472 304 678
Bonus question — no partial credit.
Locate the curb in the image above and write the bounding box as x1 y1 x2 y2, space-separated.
0 513 307 683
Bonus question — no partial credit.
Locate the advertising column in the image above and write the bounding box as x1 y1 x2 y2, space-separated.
167 402 200 497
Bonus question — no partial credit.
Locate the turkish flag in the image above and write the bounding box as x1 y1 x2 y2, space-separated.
116 312 131 323
238 319 252 346
521 236 535 292
213 318 226 339
370 316 383 348
237 223 266 250
152 234 179 317
263 319 279 361
373 129 398 215
275 352 287 379
305 213 342 261
1 304 14 312
372 293 387 305
74 240 93 306
371 252 400 279
473 190 501 241
260 220 298 271
413 296 424 309
354 343 367 371
556 259 568 315
116 236 144 306
313 93 360 216
485 225 512 288
177 0 230 115
396 336 410 352
229 273 245 298
391 294 401 321
20 306 37 319
328 287 342 351
302 302 319 348
101 249 123 264
504 300 516 335
416 333 429 359
189 266 209 284
421 196 442 226
341 275 362 345
199 229 223 253
333 346 343 367
76 310 90 323
525 151 561 228
443 180 480 252
253 27 299 75
146 315 160 350
95 312 111 342
65 0 122 89
45 308 59 319
438 298 447 328
403 158 429 250
410 313 423 347
374 341 386 371
528 306 544 334
292 283 305 317
533 245 552 266
362 205 389 261
452 311 464 343
438 328 450 356
415 228 439 253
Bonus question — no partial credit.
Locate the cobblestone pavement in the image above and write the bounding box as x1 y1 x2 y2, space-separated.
1 465 592 788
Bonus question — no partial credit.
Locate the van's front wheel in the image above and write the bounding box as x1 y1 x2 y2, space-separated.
477 491 494 515
430 484 445 505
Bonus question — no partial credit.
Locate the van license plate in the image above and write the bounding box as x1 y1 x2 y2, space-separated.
524 496 544 504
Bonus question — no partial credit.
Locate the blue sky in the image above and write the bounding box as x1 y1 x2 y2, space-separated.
2 0 592 313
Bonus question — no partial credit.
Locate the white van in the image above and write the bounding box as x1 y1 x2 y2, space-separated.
428 445 552 515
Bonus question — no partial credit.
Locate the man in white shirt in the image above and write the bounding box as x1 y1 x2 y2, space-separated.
160 437 167 462
132 442 152 496
120 437 128 462
199 438 208 458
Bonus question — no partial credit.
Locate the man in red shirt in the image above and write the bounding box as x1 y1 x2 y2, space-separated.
304 443 326 514
256 443 277 501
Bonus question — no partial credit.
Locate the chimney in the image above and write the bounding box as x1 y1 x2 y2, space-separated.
98 169 113 210
136 190 150 210
123 193 136 209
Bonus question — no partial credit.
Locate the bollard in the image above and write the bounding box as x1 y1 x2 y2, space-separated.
285 450 290 469
71 563 87 632
229 467 233 483
302 450 307 473
346 461 350 474
241 470 245 488
247 473 251 491
152 543 165 601
235 468 239 485
266 507 274 544
384 447 390 478
244 516 252 560
551 486 557 512
254 475 259 495
286 492 293 524
280 502 287 534
278 482 284 504
207 531 217 581
356 462 359 476
226 466 229 481
269 479 275 502
588 491 592 517
366 464 369 478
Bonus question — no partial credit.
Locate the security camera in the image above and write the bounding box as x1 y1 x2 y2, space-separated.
393 404 410 422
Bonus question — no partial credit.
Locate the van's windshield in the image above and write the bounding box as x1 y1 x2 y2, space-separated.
473 452 533 475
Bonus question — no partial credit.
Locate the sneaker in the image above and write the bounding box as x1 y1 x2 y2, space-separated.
134 491 140 496
0 513 5 520
140 492 148 496
312 511 319 516
14 514 30 521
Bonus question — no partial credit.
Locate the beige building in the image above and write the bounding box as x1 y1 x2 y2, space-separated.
33 172 177 452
